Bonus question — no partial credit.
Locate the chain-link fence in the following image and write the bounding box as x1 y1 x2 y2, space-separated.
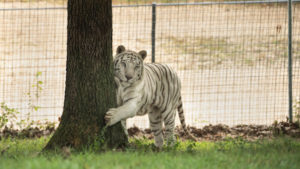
0 0 299 128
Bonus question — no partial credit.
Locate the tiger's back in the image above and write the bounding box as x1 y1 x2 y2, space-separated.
137 63 181 117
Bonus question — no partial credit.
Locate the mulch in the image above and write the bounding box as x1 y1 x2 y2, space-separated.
1 122 299 141
128 121 300 141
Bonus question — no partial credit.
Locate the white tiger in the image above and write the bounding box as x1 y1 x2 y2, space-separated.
105 45 196 148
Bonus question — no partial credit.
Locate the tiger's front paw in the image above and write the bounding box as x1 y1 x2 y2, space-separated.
105 108 119 126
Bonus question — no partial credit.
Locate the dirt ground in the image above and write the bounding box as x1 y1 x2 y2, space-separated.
0 2 300 128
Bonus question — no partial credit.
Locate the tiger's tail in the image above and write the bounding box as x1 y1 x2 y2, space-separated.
178 96 197 141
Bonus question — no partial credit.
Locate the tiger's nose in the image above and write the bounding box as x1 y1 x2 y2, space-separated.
125 75 133 80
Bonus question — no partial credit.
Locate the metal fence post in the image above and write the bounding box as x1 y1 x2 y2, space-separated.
288 0 293 122
151 2 156 63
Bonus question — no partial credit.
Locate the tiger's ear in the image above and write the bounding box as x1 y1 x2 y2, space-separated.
116 45 126 54
138 50 147 60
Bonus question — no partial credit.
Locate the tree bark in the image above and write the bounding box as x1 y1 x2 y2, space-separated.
44 0 128 150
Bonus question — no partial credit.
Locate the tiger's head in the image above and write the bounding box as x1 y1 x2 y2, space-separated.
113 45 147 85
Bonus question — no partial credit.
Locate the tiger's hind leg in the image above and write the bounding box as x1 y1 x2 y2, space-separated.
163 110 176 146
148 113 163 148
121 119 128 136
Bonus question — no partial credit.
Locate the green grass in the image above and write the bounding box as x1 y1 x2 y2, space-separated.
0 137 300 169
161 35 300 69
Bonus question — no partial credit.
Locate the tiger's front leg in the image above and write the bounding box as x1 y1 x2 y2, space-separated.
105 99 139 126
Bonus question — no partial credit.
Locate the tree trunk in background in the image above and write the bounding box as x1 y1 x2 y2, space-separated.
44 0 128 150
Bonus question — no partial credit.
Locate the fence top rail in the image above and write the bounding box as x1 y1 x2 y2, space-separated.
0 0 299 11
114 0 300 7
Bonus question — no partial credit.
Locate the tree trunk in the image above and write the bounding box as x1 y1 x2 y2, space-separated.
44 0 128 150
